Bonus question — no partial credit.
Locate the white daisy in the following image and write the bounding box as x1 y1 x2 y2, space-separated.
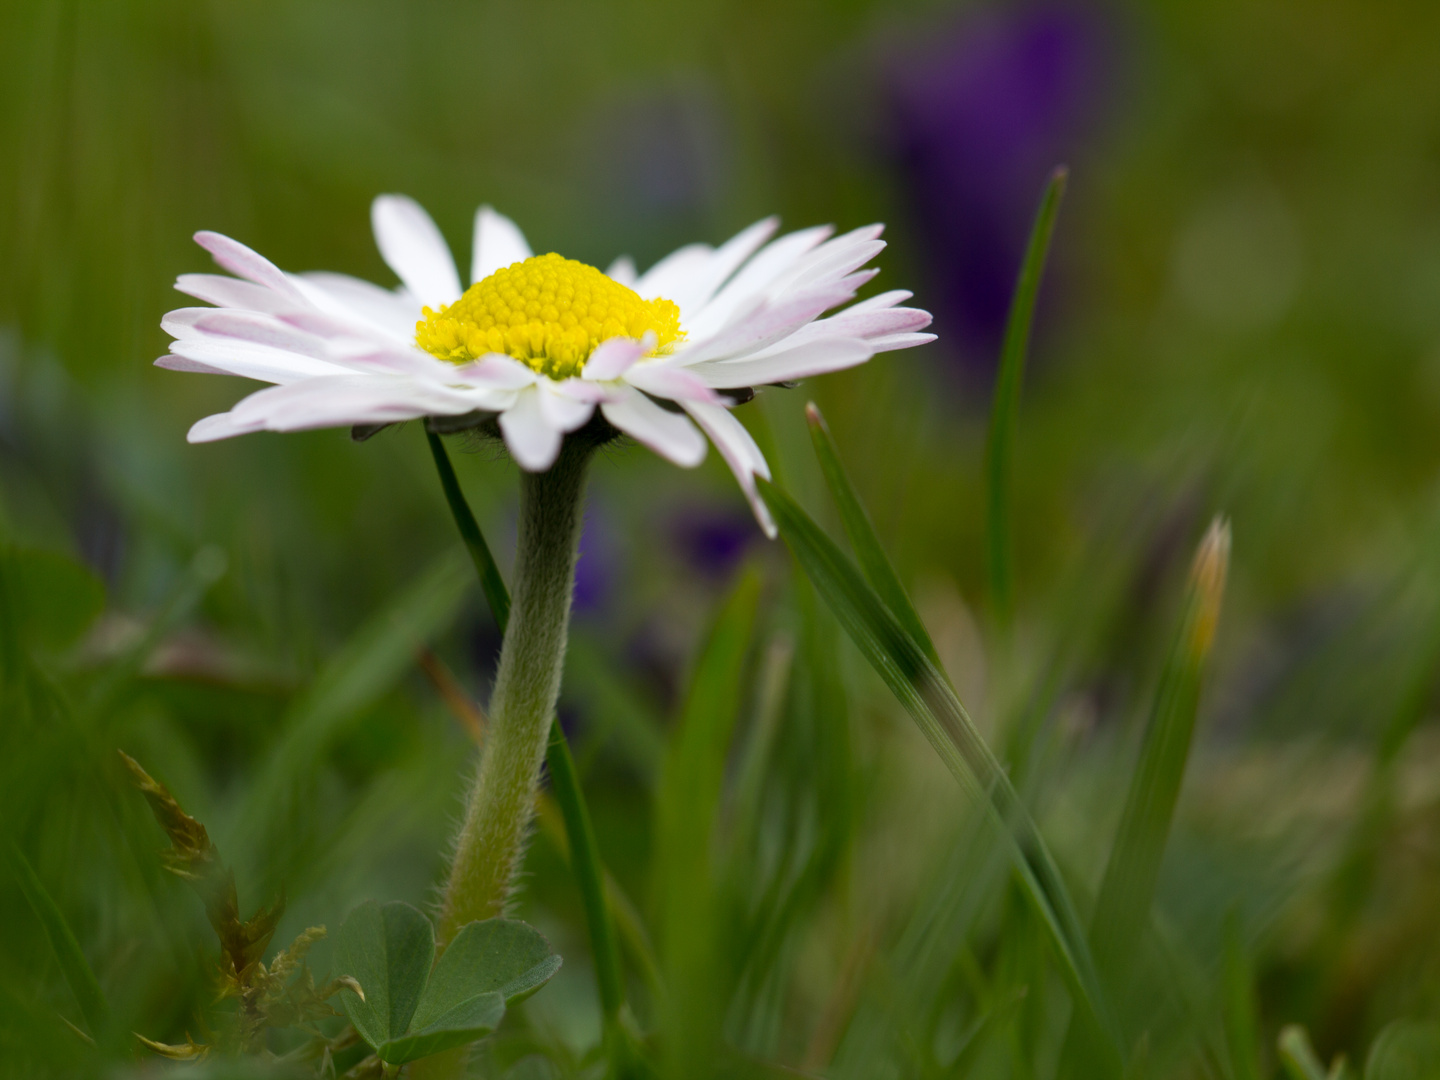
159 195 934 535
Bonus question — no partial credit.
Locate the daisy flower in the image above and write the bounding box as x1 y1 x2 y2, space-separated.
159 196 934 534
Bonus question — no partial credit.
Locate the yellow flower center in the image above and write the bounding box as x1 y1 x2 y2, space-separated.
415 253 684 379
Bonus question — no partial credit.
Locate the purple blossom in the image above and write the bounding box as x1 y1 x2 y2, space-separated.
885 5 1112 368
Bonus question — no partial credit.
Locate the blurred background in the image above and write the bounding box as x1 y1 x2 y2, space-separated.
5 0 1440 1076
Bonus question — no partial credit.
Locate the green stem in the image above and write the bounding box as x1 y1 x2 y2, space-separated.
437 436 593 939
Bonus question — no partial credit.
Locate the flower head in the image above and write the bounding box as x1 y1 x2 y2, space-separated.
159 196 933 534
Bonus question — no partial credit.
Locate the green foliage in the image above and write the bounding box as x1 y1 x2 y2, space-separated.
7 844 110 1040
0 548 104 654
758 473 1123 1063
334 901 560 1065
1364 1021 1440 1080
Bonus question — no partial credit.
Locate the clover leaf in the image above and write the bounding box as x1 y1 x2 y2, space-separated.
334 901 561 1065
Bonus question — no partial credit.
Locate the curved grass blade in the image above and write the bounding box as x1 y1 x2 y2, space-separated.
1059 520 1229 1073
984 166 1067 628
8 844 111 1038
427 430 511 633
757 476 1123 1067
1088 520 1229 981
805 402 939 669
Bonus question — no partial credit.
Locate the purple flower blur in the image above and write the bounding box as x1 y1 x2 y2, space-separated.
670 504 758 582
885 5 1111 369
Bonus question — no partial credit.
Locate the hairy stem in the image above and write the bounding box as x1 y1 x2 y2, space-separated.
438 437 593 940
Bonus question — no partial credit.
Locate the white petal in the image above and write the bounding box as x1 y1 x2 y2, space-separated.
686 225 832 338
164 308 331 359
686 216 781 310
840 288 913 315
692 338 874 388
292 271 421 341
634 243 713 308
865 332 937 352
164 339 355 384
602 390 707 467
622 362 720 404
471 205 532 284
451 353 539 390
175 273 294 315
537 380 595 432
155 354 231 376
606 255 638 288
743 302 932 356
194 232 307 303
676 283 857 365
186 375 492 443
783 226 886 292
581 335 650 380
498 386 564 470
633 216 780 318
372 195 463 310
682 401 775 537
189 411 269 442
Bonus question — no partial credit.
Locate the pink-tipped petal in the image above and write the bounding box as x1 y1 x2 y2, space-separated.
622 363 721 404
194 232 307 303
693 338 873 388
581 335 649 380
175 273 294 315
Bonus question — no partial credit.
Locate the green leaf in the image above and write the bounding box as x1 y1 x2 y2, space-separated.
1365 1020 1440 1080
2 548 105 653
334 901 435 1059
984 166 1067 627
426 918 562 1007
8 844 111 1038
384 919 561 1063
380 991 506 1064
335 906 561 1066
756 476 1123 1068
804 403 939 669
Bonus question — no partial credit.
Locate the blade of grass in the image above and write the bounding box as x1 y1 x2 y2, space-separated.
756 476 1123 1069
427 431 510 633
1060 519 1230 1074
655 569 762 1080
1222 910 1261 1080
1088 520 1229 974
8 844 111 1039
805 402 939 669
984 166 1067 629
